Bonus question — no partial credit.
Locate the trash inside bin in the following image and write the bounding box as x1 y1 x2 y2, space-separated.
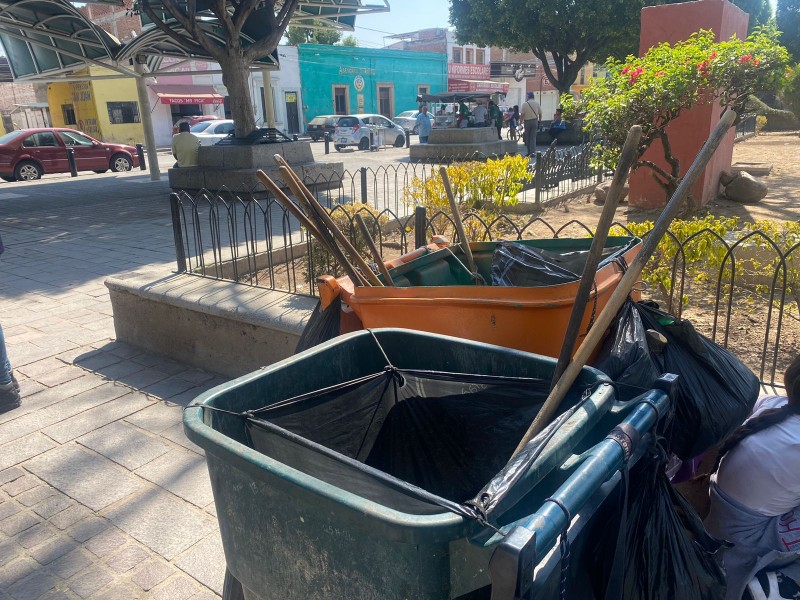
184 328 666 600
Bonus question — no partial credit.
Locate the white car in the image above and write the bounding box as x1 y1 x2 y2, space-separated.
333 115 407 151
393 110 437 135
191 119 235 146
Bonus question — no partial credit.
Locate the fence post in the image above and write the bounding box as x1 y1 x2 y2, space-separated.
360 167 368 205
169 193 188 273
136 144 146 171
406 129 411 148
66 148 78 177
324 132 330 154
415 206 427 249
534 151 542 206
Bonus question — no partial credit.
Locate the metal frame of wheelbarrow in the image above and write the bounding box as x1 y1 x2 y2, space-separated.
487 374 677 600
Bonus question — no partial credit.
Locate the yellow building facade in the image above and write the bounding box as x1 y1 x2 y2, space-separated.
47 67 144 145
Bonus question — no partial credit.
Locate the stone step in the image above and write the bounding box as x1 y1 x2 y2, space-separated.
429 127 501 144
409 140 519 161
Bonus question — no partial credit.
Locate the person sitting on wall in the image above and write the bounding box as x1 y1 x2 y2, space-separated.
548 109 569 144
172 122 200 168
704 354 800 600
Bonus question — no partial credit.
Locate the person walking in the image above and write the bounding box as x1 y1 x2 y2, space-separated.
489 101 503 140
520 92 542 156
172 122 201 167
0 233 20 414
415 105 433 144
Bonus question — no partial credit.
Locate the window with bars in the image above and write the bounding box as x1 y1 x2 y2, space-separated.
476 49 485 65
452 47 462 63
107 102 140 125
62 104 77 126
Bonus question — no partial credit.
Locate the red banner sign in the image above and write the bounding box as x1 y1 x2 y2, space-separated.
447 63 491 79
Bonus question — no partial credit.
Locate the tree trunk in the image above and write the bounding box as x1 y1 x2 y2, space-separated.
220 55 257 138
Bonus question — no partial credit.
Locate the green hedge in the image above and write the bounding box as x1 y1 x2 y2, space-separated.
746 96 800 131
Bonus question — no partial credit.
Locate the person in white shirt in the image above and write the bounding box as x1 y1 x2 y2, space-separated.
472 102 488 127
705 355 800 599
172 122 200 167
519 92 543 156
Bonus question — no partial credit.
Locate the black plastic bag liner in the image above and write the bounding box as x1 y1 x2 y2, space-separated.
589 441 727 600
593 300 759 460
294 297 341 353
491 241 620 287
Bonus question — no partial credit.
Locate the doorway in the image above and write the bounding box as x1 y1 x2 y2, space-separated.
377 84 394 119
285 91 300 134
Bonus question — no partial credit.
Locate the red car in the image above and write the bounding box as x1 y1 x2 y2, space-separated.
0 128 140 181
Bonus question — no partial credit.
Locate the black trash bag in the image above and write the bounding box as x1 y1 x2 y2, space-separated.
294 297 341 354
590 442 728 600
593 300 759 459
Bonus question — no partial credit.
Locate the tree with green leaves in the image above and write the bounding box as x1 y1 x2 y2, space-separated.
450 0 650 96
341 34 359 47
777 0 800 61
582 27 789 206
286 20 343 45
142 0 300 137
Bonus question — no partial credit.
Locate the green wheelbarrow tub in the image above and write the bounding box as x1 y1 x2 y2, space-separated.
183 328 617 599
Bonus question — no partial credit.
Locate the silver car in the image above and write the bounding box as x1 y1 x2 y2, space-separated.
333 115 407 151
192 119 235 146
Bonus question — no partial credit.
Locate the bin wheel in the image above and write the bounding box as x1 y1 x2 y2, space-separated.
222 568 245 600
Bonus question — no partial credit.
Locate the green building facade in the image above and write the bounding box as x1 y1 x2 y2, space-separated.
297 44 447 122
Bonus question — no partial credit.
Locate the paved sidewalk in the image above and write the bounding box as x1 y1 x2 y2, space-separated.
1 173 228 599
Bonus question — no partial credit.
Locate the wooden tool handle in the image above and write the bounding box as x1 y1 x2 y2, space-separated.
355 213 394 286
512 110 737 457
439 166 478 277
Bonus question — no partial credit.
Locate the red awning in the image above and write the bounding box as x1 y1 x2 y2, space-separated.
150 84 225 105
447 79 510 94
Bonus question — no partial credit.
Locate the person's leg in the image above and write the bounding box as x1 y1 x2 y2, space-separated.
419 135 428 144
0 322 20 410
497 125 502 139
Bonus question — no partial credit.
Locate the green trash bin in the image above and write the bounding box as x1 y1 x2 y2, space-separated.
183 328 662 600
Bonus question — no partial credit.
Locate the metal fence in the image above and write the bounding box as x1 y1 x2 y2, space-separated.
734 114 757 142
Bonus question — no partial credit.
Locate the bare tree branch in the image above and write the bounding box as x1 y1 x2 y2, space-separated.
232 0 258 33
244 0 300 61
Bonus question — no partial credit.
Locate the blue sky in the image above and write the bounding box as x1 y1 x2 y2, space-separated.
351 1 452 49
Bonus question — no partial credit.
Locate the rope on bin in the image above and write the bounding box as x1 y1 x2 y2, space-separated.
543 496 572 600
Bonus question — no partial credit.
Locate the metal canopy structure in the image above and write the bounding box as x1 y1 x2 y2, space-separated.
0 0 390 81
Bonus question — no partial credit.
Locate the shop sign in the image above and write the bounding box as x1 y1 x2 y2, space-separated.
339 66 376 76
447 63 491 79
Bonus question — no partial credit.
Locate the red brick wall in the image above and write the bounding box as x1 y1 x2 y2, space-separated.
79 5 143 43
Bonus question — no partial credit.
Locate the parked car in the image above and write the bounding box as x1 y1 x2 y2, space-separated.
172 115 219 134
0 128 140 181
393 110 437 135
307 115 340 142
192 119 236 146
333 115 407 151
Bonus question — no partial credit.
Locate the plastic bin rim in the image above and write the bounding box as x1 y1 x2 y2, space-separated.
183 328 614 530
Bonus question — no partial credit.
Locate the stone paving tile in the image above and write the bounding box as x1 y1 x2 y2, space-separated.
0 511 39 536
15 521 56 549
135 449 213 508
32 493 73 520
91 583 143 600
175 535 226 596
0 432 56 469
15 484 54 507
124 402 183 434
160 423 202 454
0 433 57 471
25 445 144 512
6 570 57 600
0 537 20 567
0 376 104 427
66 517 111 544
175 369 217 386
42 392 151 444
0 557 38 587
2 475 39 497
73 352 123 373
11 339 79 368
104 544 150 574
49 549 93 580
151 574 201 600
189 592 220 600
94 360 147 381
67 566 114 599
49 505 91 531
28 536 78 565
84 529 128 558
104 490 215 560
77 422 170 471
141 375 198 400
35 366 86 388
118 368 171 391
130 558 176 591
0 499 22 520
16 357 73 379
0 467 25 486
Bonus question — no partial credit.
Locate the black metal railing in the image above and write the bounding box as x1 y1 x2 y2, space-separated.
170 190 800 385
734 114 757 141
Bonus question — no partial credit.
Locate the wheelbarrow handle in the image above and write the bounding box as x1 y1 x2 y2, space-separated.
487 374 677 600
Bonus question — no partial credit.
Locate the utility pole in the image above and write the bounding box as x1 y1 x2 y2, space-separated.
134 57 161 181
